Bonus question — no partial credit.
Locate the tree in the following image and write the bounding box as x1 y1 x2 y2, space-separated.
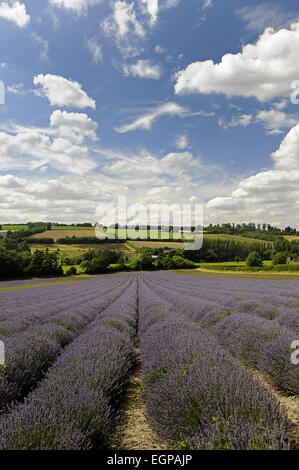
263 249 273 260
26 249 62 277
272 252 287 265
246 251 263 267
80 249 120 274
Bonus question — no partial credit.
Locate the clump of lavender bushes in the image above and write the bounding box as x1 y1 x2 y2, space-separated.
0 275 133 413
0 277 137 449
138 279 294 450
142 273 298 396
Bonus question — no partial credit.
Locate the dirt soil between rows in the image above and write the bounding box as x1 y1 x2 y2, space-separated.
252 369 299 445
108 347 169 450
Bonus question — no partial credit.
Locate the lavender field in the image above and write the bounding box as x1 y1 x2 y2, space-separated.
0 272 298 450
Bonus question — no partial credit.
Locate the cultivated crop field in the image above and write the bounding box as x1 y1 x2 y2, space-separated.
31 229 97 241
0 272 297 450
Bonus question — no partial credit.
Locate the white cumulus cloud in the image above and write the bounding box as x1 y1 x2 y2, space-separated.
206 123 299 225
175 22 299 102
0 1 30 28
271 123 299 170
33 74 96 109
50 110 98 144
0 110 99 174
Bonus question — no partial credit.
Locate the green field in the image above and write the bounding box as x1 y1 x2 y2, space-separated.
198 260 273 269
51 226 95 230
30 243 129 260
203 233 269 244
174 269 299 280
2 225 28 230
103 228 190 240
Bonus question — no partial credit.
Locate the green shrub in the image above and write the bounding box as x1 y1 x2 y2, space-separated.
272 252 287 265
246 252 263 267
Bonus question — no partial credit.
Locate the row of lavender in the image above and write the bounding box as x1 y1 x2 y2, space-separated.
0 276 138 449
138 278 294 449
0 274 132 337
142 273 298 395
146 272 299 332
0 274 132 413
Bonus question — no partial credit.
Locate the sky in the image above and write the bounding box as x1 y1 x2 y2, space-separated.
1 0 299 226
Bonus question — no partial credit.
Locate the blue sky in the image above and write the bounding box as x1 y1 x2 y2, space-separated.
1 0 299 226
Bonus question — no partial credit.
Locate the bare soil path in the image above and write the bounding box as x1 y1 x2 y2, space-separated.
108 347 169 450
252 370 299 445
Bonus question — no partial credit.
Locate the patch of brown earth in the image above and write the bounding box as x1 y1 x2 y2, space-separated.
252 370 299 444
108 347 169 450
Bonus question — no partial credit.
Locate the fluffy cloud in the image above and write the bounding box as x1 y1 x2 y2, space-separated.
103 150 200 178
0 1 30 28
50 110 98 144
175 22 299 102
271 123 299 170
115 102 188 133
87 37 103 63
123 59 162 79
206 124 299 225
33 74 96 109
256 109 298 134
0 144 215 222
0 110 99 175
50 0 101 13
0 173 118 222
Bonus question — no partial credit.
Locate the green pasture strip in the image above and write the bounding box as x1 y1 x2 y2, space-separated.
30 243 128 256
2 225 28 230
199 260 273 269
203 233 268 244
173 269 299 280
51 226 95 230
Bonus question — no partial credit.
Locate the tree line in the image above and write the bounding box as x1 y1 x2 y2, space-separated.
0 236 62 280
205 222 298 238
